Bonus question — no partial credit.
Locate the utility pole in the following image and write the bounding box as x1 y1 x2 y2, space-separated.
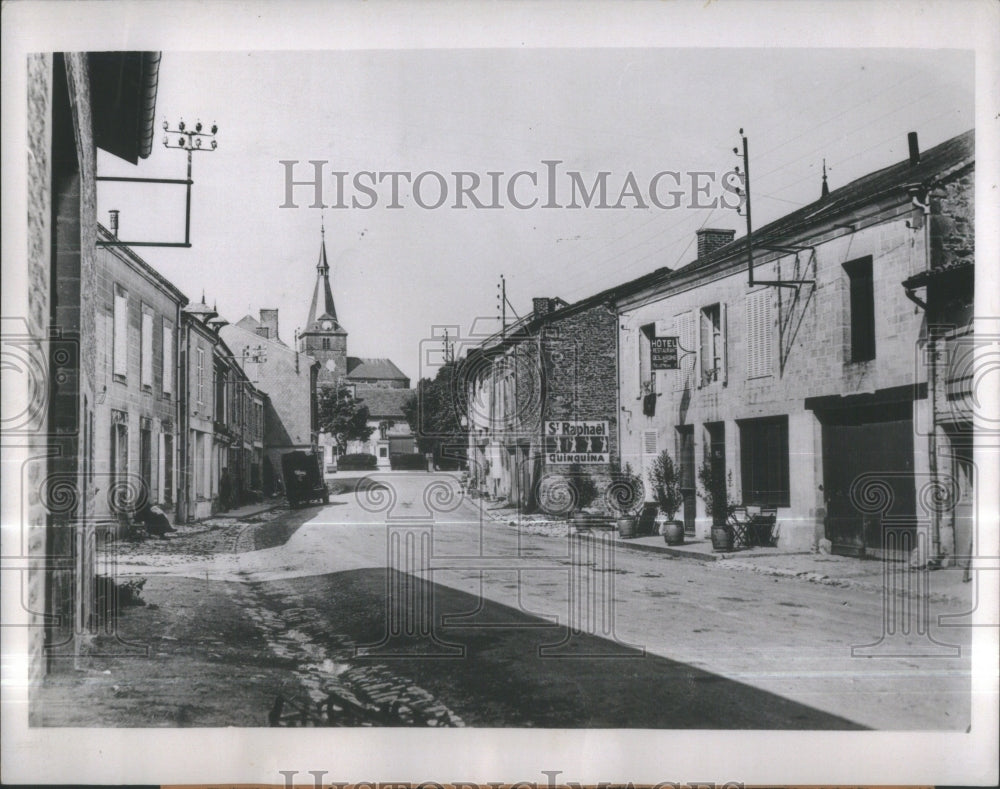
498 275 507 341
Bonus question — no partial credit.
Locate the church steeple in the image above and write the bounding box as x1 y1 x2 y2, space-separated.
307 219 340 329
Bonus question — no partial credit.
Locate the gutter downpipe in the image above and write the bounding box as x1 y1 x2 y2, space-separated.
910 184 941 562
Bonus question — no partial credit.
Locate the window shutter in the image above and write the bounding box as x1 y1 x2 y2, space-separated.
761 292 773 376
113 289 128 377
162 321 173 395
693 309 702 388
675 312 695 391
642 430 658 468
746 289 773 379
141 312 153 388
721 303 728 385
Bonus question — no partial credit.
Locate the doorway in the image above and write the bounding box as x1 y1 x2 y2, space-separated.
676 425 696 535
819 402 915 559
705 422 726 527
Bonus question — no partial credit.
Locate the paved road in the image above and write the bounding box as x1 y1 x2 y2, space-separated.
118 472 972 730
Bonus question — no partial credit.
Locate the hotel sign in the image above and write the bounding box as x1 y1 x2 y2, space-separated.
545 420 610 464
651 336 678 370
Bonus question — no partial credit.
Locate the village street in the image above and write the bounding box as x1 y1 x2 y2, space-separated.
37 472 973 730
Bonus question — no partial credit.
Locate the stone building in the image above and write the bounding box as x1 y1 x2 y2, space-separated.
212 332 267 510
345 388 418 468
93 224 187 522
466 293 629 512
616 129 974 559
19 51 162 680
220 310 320 494
178 299 221 521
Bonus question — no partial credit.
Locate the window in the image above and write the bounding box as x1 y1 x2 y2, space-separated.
745 289 773 379
196 348 205 405
162 320 173 396
739 416 790 508
113 286 128 379
844 257 875 362
322 337 330 350
699 304 726 384
638 323 655 390
163 433 174 505
110 410 128 511
141 310 153 389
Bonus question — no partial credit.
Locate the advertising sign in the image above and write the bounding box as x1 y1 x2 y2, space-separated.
544 420 610 464
651 336 679 370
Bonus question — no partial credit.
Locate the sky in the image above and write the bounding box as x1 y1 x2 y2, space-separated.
95 48 974 383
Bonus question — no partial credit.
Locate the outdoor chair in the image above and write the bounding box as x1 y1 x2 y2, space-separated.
748 508 777 547
727 506 751 548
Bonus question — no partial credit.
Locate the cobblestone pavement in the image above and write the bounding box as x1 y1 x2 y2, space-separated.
57 495 466 727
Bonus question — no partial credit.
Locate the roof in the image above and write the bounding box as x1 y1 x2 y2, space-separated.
354 387 415 419
676 128 975 277
306 228 342 331
88 52 161 164
97 225 189 305
234 314 288 346
346 357 409 381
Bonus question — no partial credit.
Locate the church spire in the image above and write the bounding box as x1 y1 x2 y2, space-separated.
307 220 339 329
821 158 830 199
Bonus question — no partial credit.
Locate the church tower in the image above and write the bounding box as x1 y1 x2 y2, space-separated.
298 222 348 385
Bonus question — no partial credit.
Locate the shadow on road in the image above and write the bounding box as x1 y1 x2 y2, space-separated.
255 568 870 729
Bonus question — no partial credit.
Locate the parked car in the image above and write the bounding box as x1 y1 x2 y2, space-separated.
280 450 330 508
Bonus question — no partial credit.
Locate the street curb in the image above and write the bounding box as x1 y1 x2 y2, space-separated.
479 505 972 606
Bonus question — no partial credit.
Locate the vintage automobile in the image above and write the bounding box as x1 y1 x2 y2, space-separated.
280 450 330 508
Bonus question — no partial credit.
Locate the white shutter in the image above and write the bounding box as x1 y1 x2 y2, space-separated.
746 289 773 379
721 302 729 385
113 289 128 377
642 430 658 475
693 308 703 388
675 312 695 391
162 320 173 395
141 312 153 388
643 430 658 455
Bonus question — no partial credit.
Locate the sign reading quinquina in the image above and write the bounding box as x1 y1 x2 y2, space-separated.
544 420 610 464
651 336 679 370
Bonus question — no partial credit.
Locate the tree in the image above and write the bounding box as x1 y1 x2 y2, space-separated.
403 360 467 469
317 384 374 455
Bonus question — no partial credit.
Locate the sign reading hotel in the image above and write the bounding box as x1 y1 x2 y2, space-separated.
545 420 610 464
651 336 679 370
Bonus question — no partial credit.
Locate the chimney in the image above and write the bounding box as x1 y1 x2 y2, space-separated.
696 228 736 259
533 297 555 319
108 209 120 238
908 131 920 167
259 308 279 341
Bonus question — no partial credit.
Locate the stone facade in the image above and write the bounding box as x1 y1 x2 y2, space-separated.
219 320 319 494
93 231 187 522
467 298 619 513
617 131 974 557
19 52 160 683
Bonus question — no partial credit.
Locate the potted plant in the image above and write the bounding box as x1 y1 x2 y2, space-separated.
698 458 735 551
606 462 644 539
567 464 603 531
648 449 684 545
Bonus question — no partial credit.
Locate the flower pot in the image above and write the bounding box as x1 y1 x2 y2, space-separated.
662 520 684 545
710 526 733 552
616 516 636 539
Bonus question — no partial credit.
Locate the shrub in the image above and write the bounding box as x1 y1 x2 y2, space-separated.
337 453 378 471
390 453 428 471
